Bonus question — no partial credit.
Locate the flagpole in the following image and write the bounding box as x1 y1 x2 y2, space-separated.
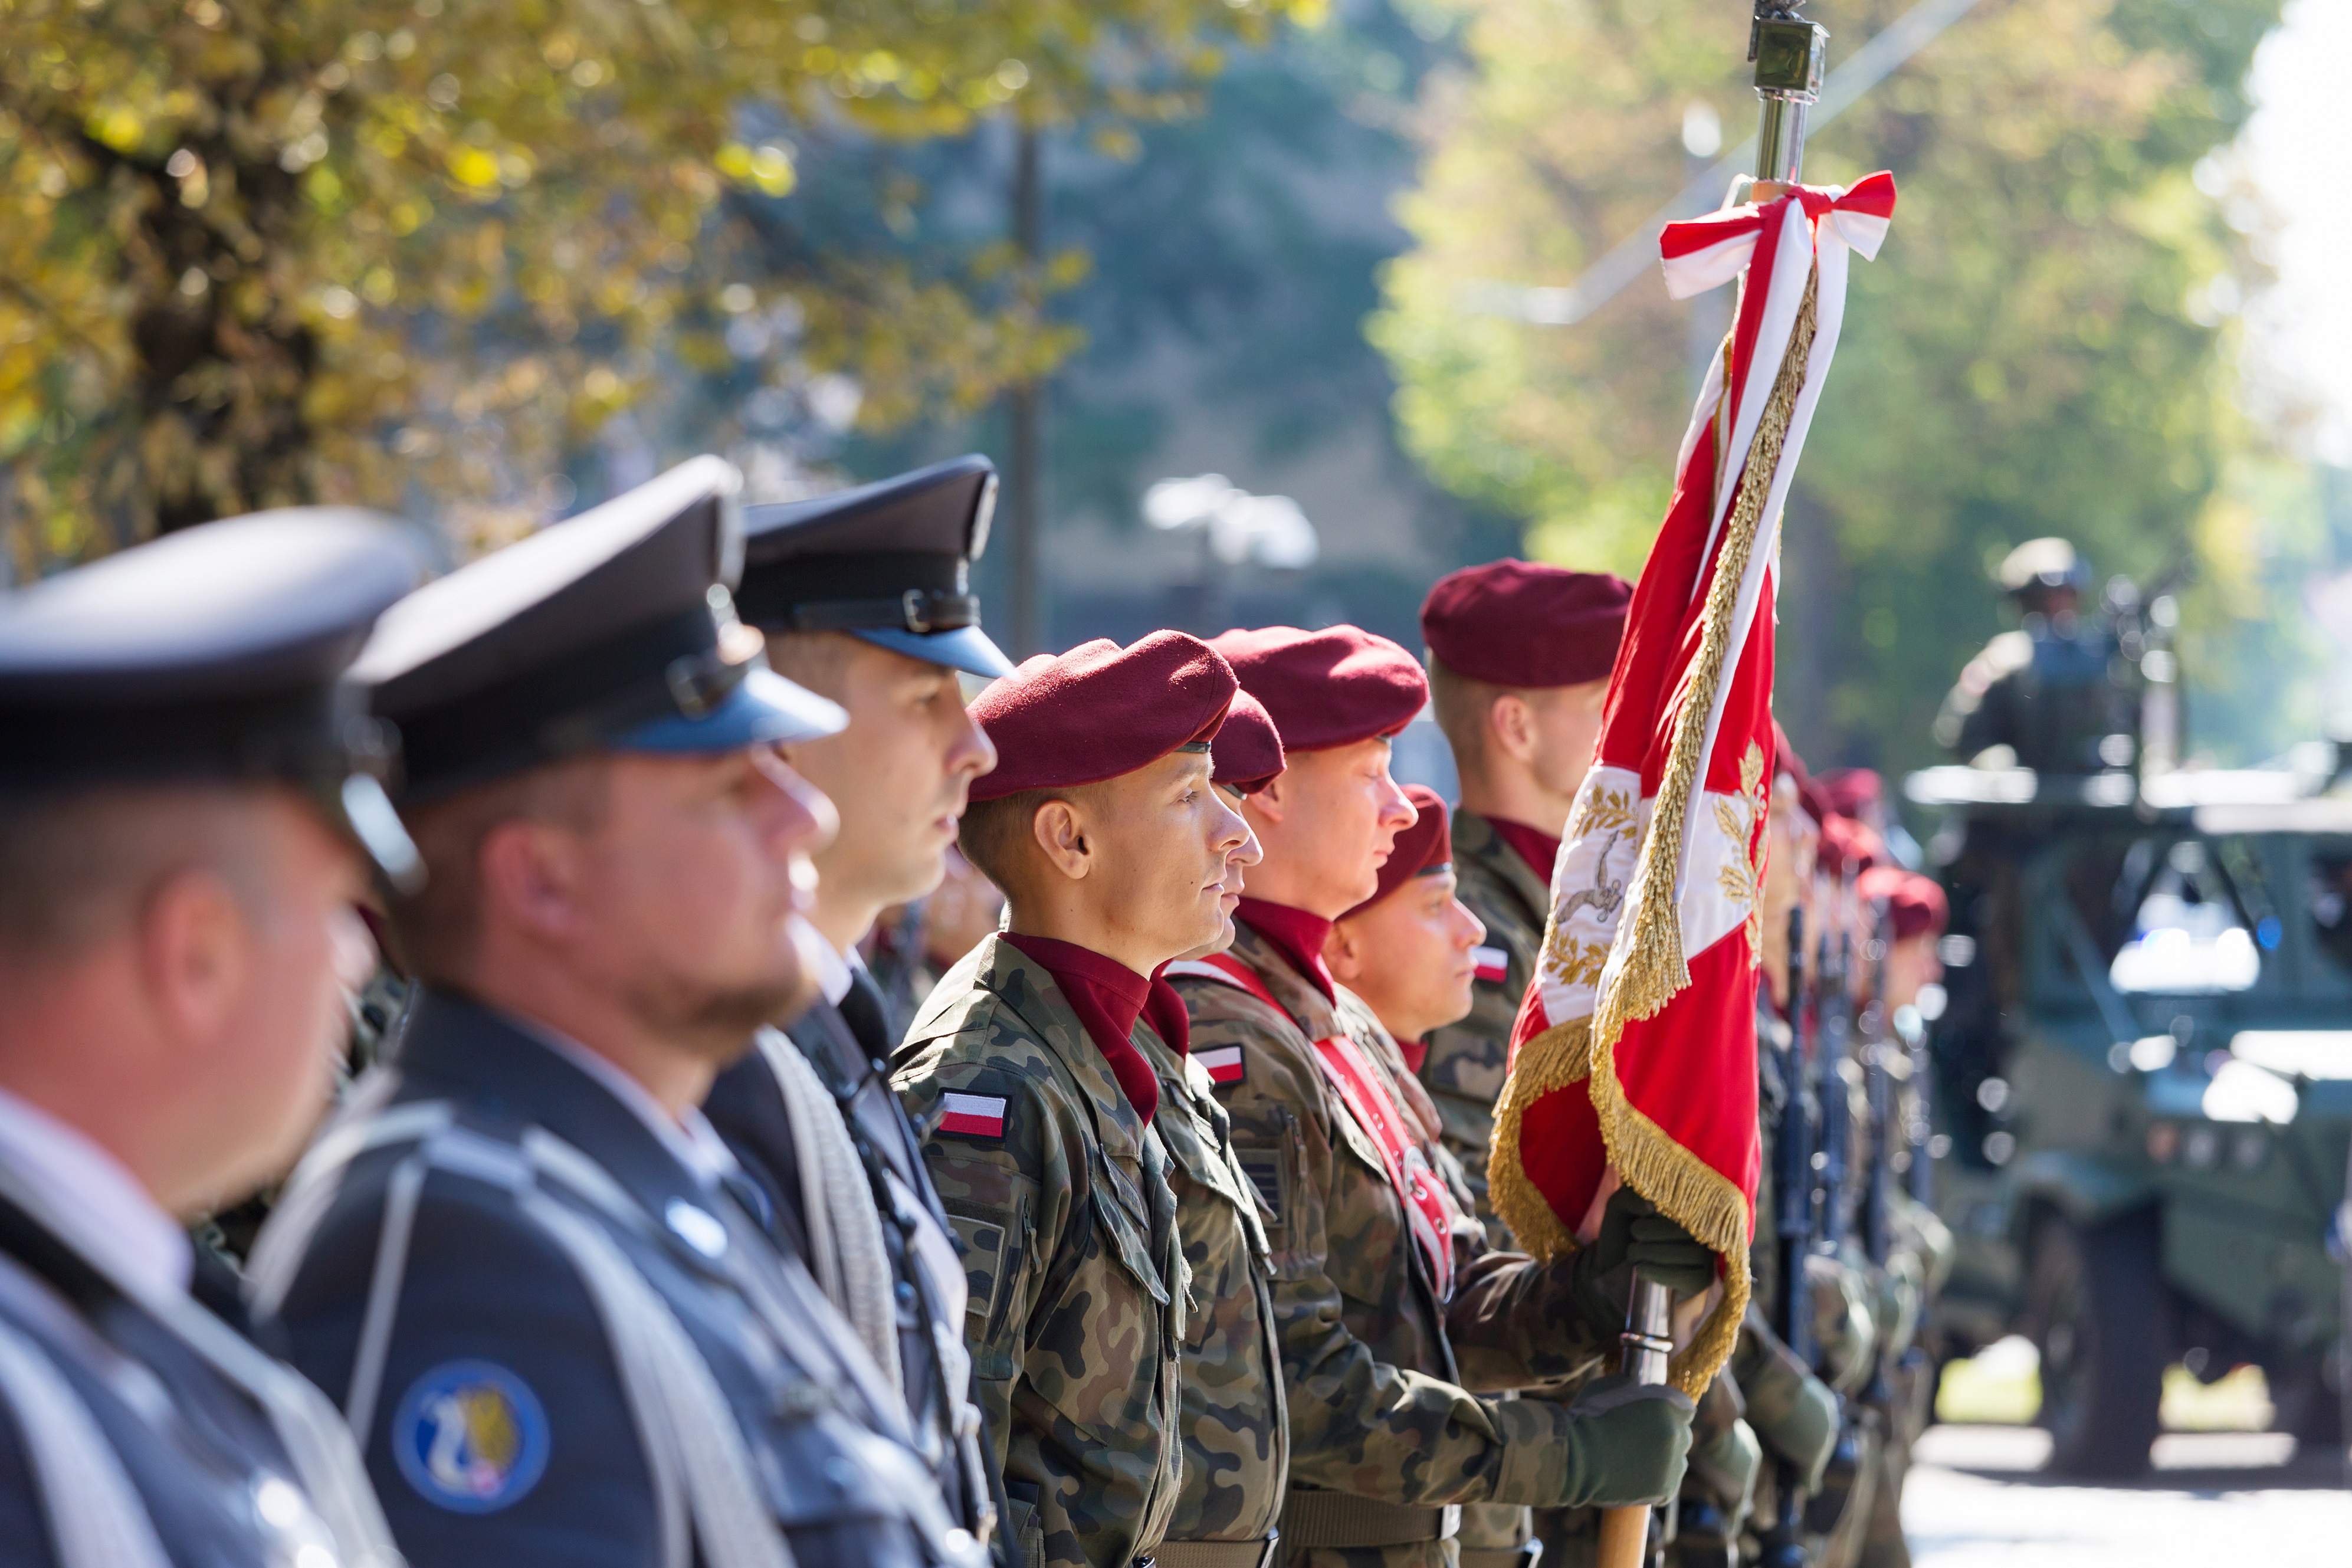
1595 9 1828 1568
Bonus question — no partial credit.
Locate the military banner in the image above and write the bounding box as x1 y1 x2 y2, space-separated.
1488 173 1897 1395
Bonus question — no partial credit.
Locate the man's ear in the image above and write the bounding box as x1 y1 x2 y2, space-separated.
1488 693 1537 766
139 867 253 1051
1244 770 1288 828
1321 917 1364 985
478 818 588 946
1029 798 1093 882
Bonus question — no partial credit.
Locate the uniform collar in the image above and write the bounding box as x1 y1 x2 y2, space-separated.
806 936 858 1009
1455 808 1552 922
1223 919 1344 1042
394 986 739 1218
0 1084 190 1300
971 934 1153 1163
1232 897 1336 1004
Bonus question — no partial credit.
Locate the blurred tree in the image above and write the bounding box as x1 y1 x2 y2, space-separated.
1371 0 2285 772
0 0 1314 568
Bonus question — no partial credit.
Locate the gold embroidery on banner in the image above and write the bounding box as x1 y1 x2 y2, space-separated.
1713 742 1770 968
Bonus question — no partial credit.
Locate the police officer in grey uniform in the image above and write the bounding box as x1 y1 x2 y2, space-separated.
701 456 1012 1547
247 458 986 1568
0 511 419 1568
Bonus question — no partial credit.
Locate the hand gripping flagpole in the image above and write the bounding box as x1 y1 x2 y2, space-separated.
1594 10 1827 1568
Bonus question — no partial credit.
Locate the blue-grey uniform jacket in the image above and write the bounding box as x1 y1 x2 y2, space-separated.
0 1186 398 1568
703 988 998 1541
248 987 983 1568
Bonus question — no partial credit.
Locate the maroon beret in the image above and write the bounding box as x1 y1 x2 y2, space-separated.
1341 785 1452 919
968 631 1235 801
1212 688 1285 794
1211 624 1428 753
1818 814 1887 879
1859 865 1947 939
1420 561 1632 688
1819 767 1883 822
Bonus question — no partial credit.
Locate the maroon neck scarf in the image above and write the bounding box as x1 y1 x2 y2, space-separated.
1234 896 1337 1004
1143 965 1192 1060
1002 933 1160 1123
1488 816 1564 883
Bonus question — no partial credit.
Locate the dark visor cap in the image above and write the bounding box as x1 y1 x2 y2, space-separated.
737 454 1013 679
352 456 845 805
0 508 429 888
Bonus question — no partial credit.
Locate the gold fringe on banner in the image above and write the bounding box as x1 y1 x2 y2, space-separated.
1492 264 1821 1398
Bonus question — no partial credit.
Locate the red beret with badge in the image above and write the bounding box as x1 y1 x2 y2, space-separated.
1419 560 1632 688
1210 624 1426 753
1341 785 1453 919
1859 865 1947 939
1211 688 1285 795
968 630 1235 801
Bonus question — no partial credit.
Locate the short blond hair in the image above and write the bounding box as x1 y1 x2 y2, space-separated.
1428 653 1521 774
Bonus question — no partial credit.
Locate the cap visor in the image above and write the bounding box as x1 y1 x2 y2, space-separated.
613 667 847 754
852 625 1015 679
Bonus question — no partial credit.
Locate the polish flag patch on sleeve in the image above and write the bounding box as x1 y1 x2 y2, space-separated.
1472 946 1510 985
937 1091 1008 1139
1196 1044 1245 1087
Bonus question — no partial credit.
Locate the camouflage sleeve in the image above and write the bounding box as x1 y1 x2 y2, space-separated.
1183 981 1620 1509
1445 1246 1617 1393
892 1044 1075 1483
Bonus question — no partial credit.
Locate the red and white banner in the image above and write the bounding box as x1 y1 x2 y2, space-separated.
1490 175 1895 1393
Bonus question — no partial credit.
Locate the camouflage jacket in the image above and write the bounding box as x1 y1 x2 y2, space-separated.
892 936 1186 1568
1134 1024 1289 1544
1170 922 1618 1528
1418 810 1549 1246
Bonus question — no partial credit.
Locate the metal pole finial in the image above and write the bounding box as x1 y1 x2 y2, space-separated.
1751 2 1829 188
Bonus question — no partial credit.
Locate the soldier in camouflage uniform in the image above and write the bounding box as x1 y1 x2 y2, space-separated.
1416 563 1645 1567
1177 625 1701 1568
1321 785 1535 1568
891 632 1257 1568
1416 562 1630 1244
1139 688 1292 1568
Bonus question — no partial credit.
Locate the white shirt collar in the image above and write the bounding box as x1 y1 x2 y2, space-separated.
0 1085 191 1299
809 937 855 1009
498 1013 739 1191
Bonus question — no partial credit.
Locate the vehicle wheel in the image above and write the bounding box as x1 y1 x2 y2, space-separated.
2024 1208 2165 1477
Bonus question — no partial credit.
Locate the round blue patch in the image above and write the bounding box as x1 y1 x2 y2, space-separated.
391 1360 551 1514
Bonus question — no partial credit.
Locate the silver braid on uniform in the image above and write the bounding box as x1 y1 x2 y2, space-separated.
756 1027 904 1394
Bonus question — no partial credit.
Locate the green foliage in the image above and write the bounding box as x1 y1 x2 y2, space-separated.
0 0 1314 566
1372 0 2284 772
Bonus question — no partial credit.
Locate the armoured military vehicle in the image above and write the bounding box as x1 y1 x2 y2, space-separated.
1908 757 2352 1476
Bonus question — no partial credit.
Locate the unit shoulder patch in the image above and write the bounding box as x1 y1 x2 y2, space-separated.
391 1359 552 1514
1471 945 1510 985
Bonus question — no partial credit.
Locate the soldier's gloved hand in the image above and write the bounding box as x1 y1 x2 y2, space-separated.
1592 1187 1717 1295
1743 1356 1840 1492
1562 1374 1696 1508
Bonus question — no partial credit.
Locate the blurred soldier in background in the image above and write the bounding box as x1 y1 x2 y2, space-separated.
893 632 1252 1568
1935 539 2128 773
1848 868 1954 1568
1176 624 1698 1568
702 457 1009 1550
252 461 983 1568
0 512 418 1568
1418 563 1632 1241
